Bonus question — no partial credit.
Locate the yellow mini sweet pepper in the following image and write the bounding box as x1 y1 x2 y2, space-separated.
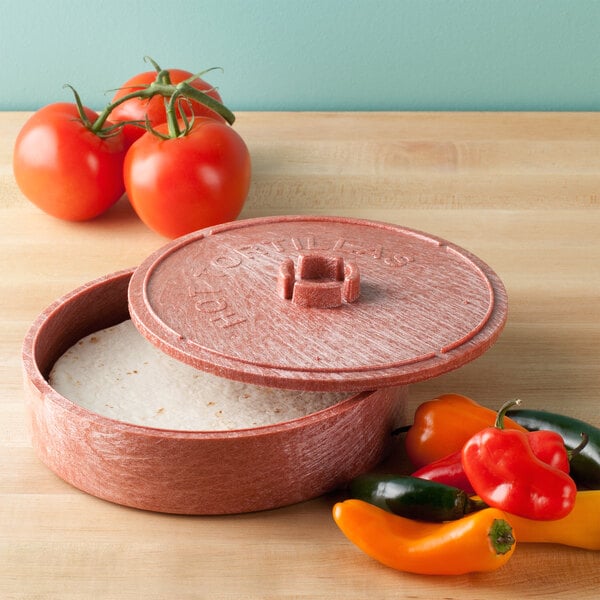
507 490 600 551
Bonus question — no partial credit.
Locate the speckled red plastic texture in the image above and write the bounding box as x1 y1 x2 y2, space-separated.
22 269 404 514
22 215 508 515
129 215 508 392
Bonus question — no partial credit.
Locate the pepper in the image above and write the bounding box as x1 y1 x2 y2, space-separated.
348 474 486 522
411 451 475 494
332 499 515 575
461 400 578 520
507 408 600 490
412 421 580 494
506 490 600 551
402 393 527 468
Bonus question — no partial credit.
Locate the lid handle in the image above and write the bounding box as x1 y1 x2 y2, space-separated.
277 253 360 308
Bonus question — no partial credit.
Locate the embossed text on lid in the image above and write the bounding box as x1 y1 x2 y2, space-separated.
128 216 508 392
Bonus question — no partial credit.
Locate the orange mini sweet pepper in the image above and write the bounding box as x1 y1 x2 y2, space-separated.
332 499 515 575
404 393 527 468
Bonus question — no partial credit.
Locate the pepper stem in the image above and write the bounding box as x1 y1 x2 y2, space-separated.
494 399 522 429
568 432 589 460
391 425 411 436
466 497 489 514
489 519 515 556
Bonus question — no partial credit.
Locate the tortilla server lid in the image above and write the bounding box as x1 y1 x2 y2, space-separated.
128 215 508 393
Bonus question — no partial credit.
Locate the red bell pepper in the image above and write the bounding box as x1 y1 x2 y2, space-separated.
527 430 572 472
413 421 581 494
461 400 578 520
411 399 587 497
411 451 475 494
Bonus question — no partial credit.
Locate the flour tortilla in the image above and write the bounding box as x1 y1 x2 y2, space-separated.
49 320 349 431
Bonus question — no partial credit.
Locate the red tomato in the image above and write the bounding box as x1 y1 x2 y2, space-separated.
111 69 225 147
124 118 251 238
13 102 127 221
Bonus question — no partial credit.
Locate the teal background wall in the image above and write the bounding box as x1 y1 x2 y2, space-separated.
2 0 600 112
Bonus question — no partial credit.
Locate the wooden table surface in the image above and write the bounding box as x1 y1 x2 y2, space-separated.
1 111 599 599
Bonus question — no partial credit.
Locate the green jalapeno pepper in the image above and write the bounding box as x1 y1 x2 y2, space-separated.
348 474 487 522
507 408 600 490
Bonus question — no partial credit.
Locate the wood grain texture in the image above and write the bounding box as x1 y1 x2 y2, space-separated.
1 111 599 598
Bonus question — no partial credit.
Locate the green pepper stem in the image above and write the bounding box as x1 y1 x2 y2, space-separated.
489 519 515 556
466 497 489 514
568 432 589 460
391 425 411 436
494 399 522 429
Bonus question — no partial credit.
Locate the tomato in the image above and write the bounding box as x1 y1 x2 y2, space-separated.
123 118 251 238
13 102 127 221
111 69 225 147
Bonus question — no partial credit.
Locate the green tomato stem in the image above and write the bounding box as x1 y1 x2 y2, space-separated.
90 86 155 133
142 56 174 87
144 55 164 75
165 91 183 138
63 84 93 128
81 64 235 136
176 81 235 124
